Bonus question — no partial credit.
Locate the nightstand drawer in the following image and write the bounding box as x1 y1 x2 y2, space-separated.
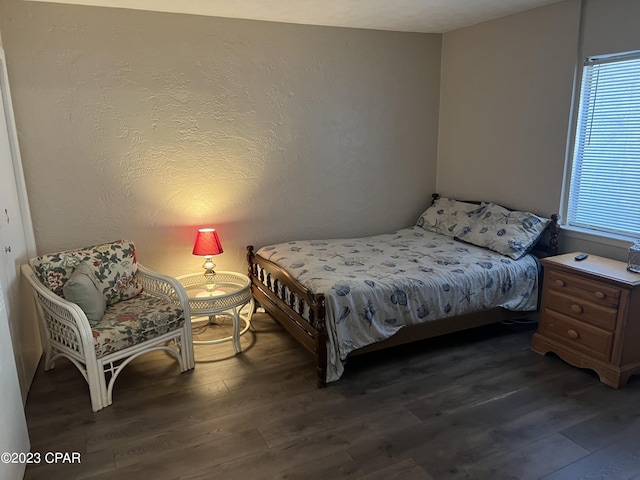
545 290 617 331
540 309 613 362
546 270 620 308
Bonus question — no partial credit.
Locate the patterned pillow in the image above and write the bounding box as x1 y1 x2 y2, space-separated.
455 203 550 259
416 197 486 238
30 240 143 305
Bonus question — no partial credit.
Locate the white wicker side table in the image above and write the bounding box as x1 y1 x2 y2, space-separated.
177 272 254 354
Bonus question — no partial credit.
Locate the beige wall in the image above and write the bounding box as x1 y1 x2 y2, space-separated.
438 0 640 261
0 0 441 275
5 0 638 271
437 0 581 217
582 0 640 57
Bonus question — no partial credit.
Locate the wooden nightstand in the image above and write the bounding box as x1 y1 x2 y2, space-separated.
532 252 640 388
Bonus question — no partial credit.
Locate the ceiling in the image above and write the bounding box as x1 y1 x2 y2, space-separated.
28 0 565 33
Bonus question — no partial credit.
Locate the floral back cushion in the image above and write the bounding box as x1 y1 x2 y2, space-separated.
416 197 486 238
30 240 143 306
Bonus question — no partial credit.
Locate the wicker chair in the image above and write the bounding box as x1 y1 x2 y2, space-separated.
21 240 194 412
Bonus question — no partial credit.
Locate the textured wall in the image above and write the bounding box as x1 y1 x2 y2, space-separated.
582 0 640 57
437 0 580 217
0 1 441 275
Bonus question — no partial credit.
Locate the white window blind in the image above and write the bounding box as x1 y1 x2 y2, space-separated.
567 51 640 238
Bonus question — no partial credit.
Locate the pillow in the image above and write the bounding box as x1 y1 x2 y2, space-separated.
416 197 486 238
455 202 550 259
62 262 106 326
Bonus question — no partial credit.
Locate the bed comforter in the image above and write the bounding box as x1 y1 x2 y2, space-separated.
257 227 540 382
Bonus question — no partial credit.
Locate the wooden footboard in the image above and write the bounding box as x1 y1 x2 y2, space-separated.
247 246 328 386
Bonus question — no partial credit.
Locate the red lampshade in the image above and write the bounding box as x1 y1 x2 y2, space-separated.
192 228 224 256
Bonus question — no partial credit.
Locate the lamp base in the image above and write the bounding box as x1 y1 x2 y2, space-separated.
202 256 216 273
202 257 217 293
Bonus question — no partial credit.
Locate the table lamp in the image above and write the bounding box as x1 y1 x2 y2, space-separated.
192 228 224 285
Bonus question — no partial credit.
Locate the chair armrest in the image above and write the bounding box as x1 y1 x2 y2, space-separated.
21 264 95 357
137 264 191 317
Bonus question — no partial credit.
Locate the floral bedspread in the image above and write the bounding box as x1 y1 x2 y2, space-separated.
257 227 540 383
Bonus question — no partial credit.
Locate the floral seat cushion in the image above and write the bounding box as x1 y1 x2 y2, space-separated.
30 240 142 305
92 294 185 358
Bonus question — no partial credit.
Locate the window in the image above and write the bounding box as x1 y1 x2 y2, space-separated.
566 51 640 238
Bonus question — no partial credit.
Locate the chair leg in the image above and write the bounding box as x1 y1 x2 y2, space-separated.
43 347 56 371
181 327 195 371
86 360 107 412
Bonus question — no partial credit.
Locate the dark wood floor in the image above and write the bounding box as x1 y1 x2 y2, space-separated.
23 313 640 480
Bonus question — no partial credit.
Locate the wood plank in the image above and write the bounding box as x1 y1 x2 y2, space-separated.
540 428 640 479
22 314 640 480
460 433 589 480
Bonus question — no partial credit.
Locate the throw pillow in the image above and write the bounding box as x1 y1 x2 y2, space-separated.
62 262 106 326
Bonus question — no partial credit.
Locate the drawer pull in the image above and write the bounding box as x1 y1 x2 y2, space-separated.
570 304 583 314
567 329 580 339
554 279 566 287
594 291 606 299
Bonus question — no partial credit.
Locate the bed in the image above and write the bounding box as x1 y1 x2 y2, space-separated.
247 194 559 386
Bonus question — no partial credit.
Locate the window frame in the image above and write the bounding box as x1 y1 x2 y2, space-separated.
560 49 640 245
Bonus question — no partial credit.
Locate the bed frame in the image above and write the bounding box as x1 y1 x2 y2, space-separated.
247 194 560 387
